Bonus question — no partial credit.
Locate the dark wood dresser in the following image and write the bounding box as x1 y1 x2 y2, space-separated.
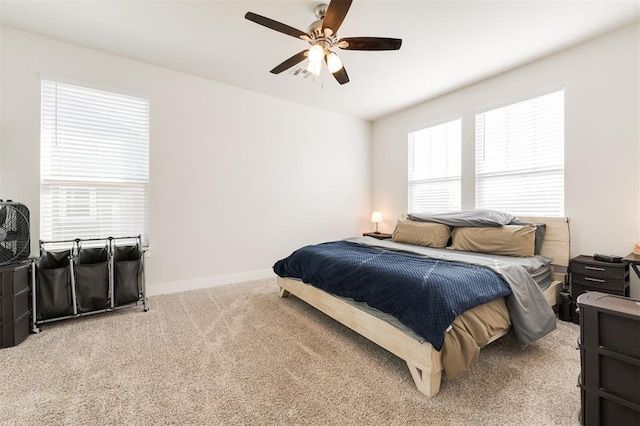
577 292 640 425
570 255 629 323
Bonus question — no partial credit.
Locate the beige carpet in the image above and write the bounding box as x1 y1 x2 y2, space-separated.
0 278 581 425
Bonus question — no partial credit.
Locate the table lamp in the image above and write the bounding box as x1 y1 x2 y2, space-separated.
371 211 383 234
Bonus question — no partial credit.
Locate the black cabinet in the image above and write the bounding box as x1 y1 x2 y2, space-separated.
570 256 629 323
577 292 640 425
0 262 31 348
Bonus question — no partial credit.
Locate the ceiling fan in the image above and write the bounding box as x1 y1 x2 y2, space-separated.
245 0 402 85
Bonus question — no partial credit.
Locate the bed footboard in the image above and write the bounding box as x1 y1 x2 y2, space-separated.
277 276 443 397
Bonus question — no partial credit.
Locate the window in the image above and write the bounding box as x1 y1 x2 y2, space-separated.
40 79 149 244
408 119 461 213
475 89 564 216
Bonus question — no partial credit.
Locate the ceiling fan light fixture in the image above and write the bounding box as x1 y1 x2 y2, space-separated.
245 0 402 85
306 61 321 76
326 51 343 73
308 44 324 63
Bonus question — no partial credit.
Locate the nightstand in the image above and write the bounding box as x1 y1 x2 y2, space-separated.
569 255 630 323
363 232 392 240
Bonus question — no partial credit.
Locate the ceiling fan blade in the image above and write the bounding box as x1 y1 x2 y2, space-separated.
322 0 353 36
270 50 308 74
338 37 403 51
245 12 308 40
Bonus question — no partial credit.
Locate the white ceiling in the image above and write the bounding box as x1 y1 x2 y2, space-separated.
1 0 638 121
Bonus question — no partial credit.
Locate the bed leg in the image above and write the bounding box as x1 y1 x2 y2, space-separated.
406 362 442 397
278 286 290 298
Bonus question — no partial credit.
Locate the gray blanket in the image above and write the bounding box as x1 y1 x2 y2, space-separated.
348 237 557 344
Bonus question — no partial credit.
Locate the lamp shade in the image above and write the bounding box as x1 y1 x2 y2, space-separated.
306 61 321 76
371 211 383 223
326 52 343 73
308 44 324 64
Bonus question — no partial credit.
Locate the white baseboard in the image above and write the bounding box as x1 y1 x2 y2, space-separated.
146 269 276 297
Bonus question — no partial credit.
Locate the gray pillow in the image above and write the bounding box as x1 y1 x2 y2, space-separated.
511 220 547 255
408 209 517 227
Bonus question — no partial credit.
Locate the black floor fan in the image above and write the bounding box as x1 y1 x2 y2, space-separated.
0 200 31 348
0 200 31 266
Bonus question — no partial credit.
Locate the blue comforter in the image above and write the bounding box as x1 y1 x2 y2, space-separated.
273 241 511 351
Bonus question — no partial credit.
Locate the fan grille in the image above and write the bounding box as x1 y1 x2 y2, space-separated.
0 202 31 266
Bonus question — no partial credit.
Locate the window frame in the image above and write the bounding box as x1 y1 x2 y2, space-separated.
407 117 462 214
474 88 565 217
40 77 150 245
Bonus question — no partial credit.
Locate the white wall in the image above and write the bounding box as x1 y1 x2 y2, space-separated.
0 27 372 294
372 23 640 297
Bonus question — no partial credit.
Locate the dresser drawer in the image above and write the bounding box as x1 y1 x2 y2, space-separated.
572 273 627 293
0 263 30 296
571 282 628 301
571 261 627 279
0 287 30 322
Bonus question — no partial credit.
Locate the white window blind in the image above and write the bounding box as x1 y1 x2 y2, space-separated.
40 79 149 244
408 119 461 213
475 90 564 216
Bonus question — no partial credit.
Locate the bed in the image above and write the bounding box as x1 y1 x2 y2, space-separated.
273 212 570 397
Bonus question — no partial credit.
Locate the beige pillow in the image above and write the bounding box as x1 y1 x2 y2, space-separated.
449 225 536 257
391 220 451 248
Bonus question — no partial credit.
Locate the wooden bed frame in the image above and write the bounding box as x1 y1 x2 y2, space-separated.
277 216 570 397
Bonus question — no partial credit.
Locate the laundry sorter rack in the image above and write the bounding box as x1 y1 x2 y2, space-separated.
31 235 148 333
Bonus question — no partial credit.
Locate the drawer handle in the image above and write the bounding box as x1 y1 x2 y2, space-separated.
584 266 605 271
585 277 605 283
